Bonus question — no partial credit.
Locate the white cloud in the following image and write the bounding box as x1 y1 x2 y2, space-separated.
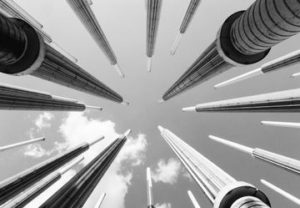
24 144 50 158
26 112 147 208
35 112 54 130
156 203 172 208
152 158 182 184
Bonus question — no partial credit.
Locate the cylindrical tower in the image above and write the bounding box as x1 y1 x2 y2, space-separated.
0 137 104 205
182 88 300 113
158 126 271 208
0 13 124 103
162 0 300 101
39 130 131 208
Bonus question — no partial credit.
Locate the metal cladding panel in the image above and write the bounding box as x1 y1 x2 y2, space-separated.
179 0 201 33
32 44 123 103
40 138 126 208
253 148 300 175
0 144 89 205
230 0 300 55
67 0 118 65
146 0 162 57
163 41 230 101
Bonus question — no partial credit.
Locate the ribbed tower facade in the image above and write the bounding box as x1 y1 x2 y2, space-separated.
162 0 300 101
146 0 162 72
40 130 130 208
66 0 124 77
0 12 124 103
0 84 102 111
0 137 103 205
158 126 271 208
183 88 300 113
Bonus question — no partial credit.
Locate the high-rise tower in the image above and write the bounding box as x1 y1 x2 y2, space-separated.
146 167 155 208
0 83 102 111
0 12 124 103
162 0 300 101
158 126 271 208
66 0 125 77
40 130 131 208
146 0 162 72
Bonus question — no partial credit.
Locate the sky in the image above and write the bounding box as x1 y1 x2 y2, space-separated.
0 0 300 207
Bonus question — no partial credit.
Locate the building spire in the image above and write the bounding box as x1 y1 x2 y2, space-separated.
0 137 45 152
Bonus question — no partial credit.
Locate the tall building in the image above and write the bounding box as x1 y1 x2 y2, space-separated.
162 0 300 101
0 12 124 103
0 83 102 111
40 130 131 208
158 126 271 208
215 50 300 88
146 0 162 72
0 137 104 205
0 137 45 152
209 135 300 175
2 157 83 208
182 88 300 113
261 121 300 129
66 0 125 78
146 167 154 208
170 0 201 55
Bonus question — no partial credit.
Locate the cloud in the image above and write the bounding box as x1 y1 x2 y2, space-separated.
35 112 54 130
152 158 182 184
24 144 51 158
156 203 172 208
26 112 147 208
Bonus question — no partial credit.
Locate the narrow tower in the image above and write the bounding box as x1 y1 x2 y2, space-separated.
146 0 162 72
146 167 154 208
158 126 271 208
40 130 131 208
2 157 84 208
0 12 124 103
0 83 102 111
0 137 45 152
0 137 104 205
66 0 124 77
215 50 300 88
183 88 300 113
209 135 300 175
162 0 300 101
170 0 201 55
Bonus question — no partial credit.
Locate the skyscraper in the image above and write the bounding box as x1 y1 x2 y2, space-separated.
0 137 45 152
158 126 271 208
0 83 102 111
162 0 300 101
0 137 104 205
183 88 300 113
146 0 162 72
0 12 124 103
66 0 125 77
146 167 154 208
40 130 130 208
